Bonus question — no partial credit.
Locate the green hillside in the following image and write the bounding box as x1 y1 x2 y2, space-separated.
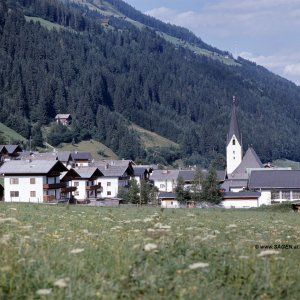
1 0 300 166
0 122 27 144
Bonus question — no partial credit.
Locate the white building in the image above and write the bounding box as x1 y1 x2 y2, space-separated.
0 160 68 203
72 167 103 200
150 170 180 192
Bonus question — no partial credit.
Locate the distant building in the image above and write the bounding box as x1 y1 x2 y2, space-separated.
158 192 179 208
55 114 72 126
0 145 22 161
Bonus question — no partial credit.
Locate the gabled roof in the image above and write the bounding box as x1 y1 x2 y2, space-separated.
60 168 80 181
216 170 226 182
228 146 263 180
98 165 132 177
150 170 180 181
249 170 300 189
158 192 176 199
227 100 241 146
55 114 71 119
57 151 72 163
73 167 103 179
133 166 148 177
178 170 196 182
0 160 67 175
71 152 92 161
0 145 22 154
222 191 261 199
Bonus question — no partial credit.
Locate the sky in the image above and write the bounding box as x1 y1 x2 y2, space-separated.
125 0 300 85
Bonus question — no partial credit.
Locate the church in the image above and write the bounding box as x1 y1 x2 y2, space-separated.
220 97 300 208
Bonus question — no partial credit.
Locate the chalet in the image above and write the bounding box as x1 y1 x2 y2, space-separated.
0 160 68 203
100 19 109 26
158 192 179 208
150 170 180 192
71 151 92 167
93 160 134 198
57 152 74 168
0 145 22 161
248 170 300 205
60 168 80 200
72 167 103 201
55 114 72 126
132 166 150 185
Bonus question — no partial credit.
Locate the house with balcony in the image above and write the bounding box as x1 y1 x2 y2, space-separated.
72 167 103 200
93 160 135 198
0 160 68 203
60 168 80 200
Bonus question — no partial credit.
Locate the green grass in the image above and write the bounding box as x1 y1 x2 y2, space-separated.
0 122 27 143
57 140 118 160
272 159 300 170
25 16 74 32
130 123 179 149
1 203 300 299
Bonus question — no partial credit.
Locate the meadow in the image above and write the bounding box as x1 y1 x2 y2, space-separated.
0 203 300 299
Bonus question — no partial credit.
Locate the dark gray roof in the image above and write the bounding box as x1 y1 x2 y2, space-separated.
227 101 241 146
222 191 261 199
0 160 67 174
178 170 196 182
133 166 148 176
57 151 72 162
228 147 263 180
158 192 176 199
73 167 103 179
71 152 92 161
150 170 180 181
221 179 248 192
249 170 300 189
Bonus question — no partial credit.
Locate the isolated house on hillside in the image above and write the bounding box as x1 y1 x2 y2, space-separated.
72 167 103 201
55 114 72 126
0 160 68 203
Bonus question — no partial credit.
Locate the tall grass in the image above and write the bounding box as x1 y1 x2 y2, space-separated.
0 203 299 299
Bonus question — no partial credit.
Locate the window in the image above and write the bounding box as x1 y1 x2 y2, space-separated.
10 191 19 197
10 178 19 185
30 178 36 184
282 191 290 200
292 191 300 200
74 191 79 196
107 191 111 196
30 191 36 197
233 139 236 145
107 182 111 186
271 191 280 200
74 182 79 187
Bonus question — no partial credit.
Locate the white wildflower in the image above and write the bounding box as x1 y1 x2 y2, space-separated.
0 234 11 244
144 243 158 251
9 208 17 211
53 278 69 288
226 224 237 229
70 248 84 254
188 262 209 269
239 256 249 260
36 289 52 295
0 217 19 223
257 250 280 257
154 223 171 230
143 218 153 223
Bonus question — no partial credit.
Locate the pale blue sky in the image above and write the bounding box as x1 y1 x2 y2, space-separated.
125 0 300 85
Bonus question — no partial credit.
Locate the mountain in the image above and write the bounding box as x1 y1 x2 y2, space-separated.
0 0 300 166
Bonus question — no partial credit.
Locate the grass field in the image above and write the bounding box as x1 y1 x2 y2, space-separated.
0 122 27 144
130 123 179 149
1 203 300 299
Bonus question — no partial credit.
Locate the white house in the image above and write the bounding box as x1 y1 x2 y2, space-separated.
60 168 80 200
158 192 179 208
248 170 300 205
94 160 134 198
72 167 103 201
150 170 180 192
0 160 68 203
221 191 261 208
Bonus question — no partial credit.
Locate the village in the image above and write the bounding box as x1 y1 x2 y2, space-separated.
1 101 300 209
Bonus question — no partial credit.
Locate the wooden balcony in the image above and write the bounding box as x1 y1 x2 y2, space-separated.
61 186 77 193
43 195 56 202
86 183 102 191
43 182 67 190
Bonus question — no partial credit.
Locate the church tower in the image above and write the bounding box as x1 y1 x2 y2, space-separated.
226 97 242 174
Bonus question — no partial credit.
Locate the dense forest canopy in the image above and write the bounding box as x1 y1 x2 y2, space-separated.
0 0 300 165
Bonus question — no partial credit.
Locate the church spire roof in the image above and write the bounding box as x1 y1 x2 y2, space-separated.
227 96 241 146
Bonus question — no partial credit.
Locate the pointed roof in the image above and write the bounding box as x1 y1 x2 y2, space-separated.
228 146 263 179
227 97 241 146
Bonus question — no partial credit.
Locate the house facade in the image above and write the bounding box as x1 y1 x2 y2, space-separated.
0 160 68 203
150 170 180 192
55 114 72 126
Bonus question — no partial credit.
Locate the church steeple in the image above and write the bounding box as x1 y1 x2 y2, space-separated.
227 96 241 146
226 96 243 174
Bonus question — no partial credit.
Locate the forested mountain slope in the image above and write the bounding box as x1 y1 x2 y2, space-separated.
0 0 300 166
